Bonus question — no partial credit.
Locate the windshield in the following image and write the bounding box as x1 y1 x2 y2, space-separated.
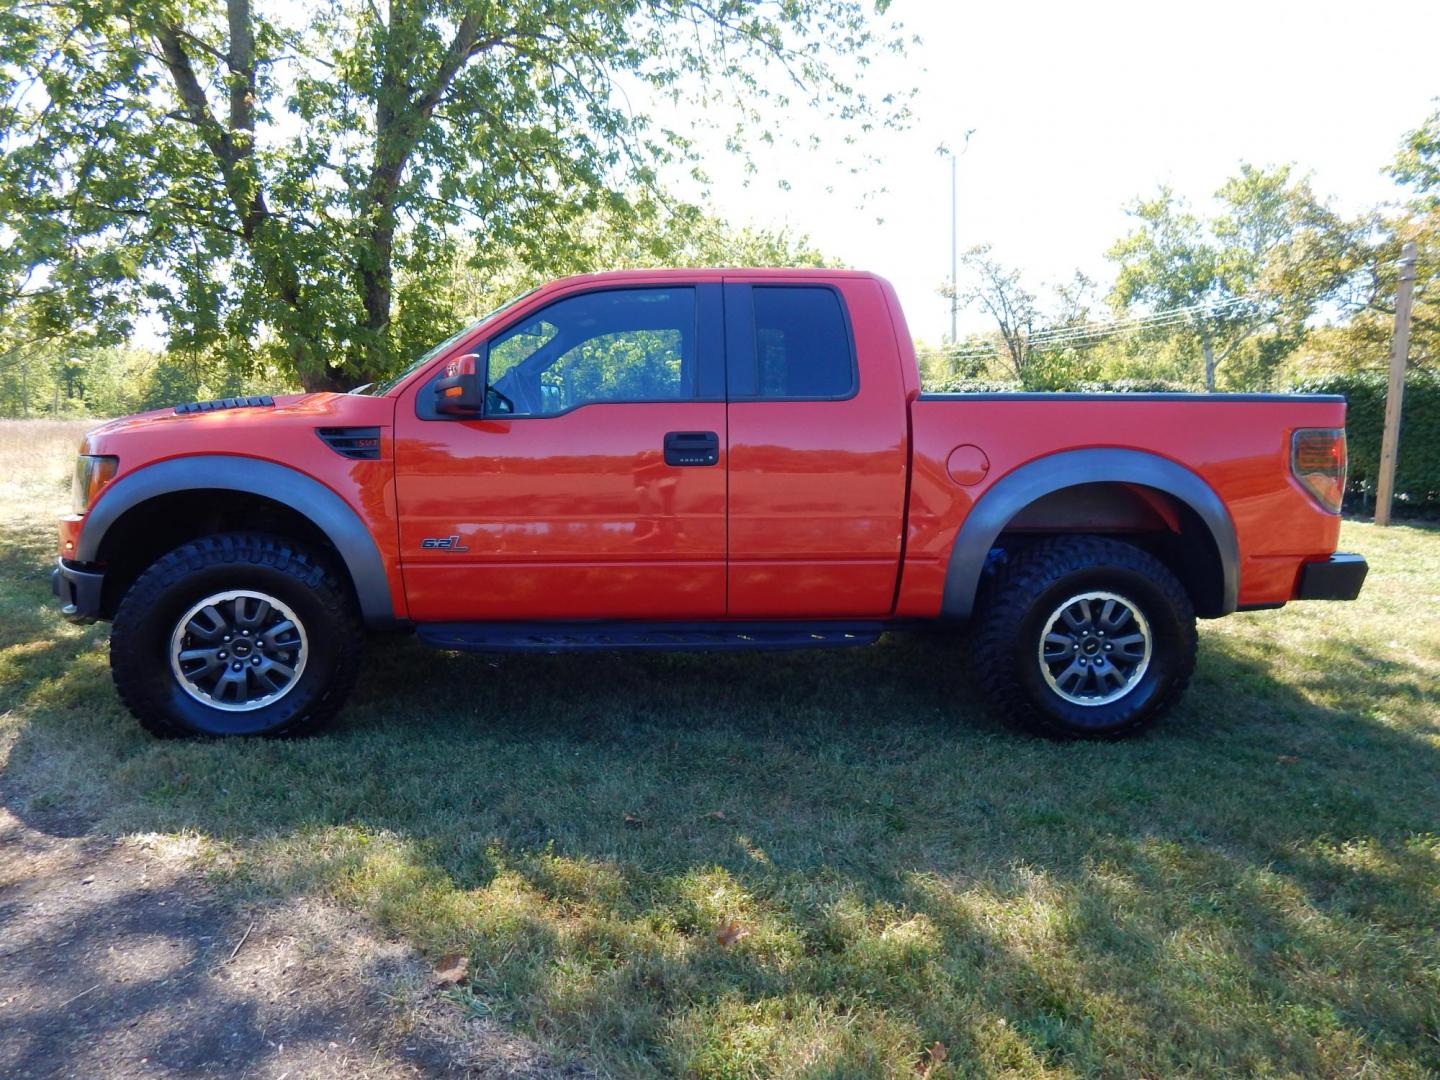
364 286 540 395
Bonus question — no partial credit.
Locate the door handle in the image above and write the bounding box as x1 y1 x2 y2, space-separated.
664 431 720 467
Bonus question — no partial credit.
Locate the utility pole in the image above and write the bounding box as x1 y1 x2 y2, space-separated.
1375 241 1419 527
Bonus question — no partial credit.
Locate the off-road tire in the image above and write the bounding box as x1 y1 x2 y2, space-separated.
972 535 1197 739
110 533 363 737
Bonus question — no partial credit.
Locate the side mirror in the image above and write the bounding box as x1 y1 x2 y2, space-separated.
434 353 484 416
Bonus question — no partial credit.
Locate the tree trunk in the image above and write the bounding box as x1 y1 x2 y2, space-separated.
358 218 395 384
1200 327 1217 391
296 363 347 394
347 9 494 386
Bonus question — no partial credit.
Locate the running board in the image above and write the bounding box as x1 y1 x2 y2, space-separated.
415 620 885 653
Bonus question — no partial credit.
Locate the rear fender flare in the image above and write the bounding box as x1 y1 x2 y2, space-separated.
77 456 396 625
939 448 1239 620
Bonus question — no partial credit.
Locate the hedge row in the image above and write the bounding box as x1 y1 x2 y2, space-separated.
927 378 1193 394
1293 370 1439 508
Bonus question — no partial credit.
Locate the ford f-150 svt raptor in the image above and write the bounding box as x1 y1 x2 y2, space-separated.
52 269 1367 739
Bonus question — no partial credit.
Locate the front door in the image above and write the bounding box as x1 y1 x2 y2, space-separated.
395 284 727 622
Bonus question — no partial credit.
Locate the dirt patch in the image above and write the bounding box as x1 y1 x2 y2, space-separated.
0 807 585 1079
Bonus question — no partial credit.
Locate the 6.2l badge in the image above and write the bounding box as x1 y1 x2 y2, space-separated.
421 535 470 552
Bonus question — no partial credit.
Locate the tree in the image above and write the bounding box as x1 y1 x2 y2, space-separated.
1370 108 1437 366
940 246 1096 386
1390 104 1440 208
0 0 906 391
944 245 1040 381
1302 108 1438 375
1107 165 1351 390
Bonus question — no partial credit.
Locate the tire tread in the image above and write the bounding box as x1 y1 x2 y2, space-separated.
110 533 362 737
972 535 1197 739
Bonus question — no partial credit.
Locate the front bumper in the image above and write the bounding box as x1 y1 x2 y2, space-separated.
51 559 105 624
1296 552 1368 601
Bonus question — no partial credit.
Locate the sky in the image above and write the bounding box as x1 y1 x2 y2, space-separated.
682 0 1440 344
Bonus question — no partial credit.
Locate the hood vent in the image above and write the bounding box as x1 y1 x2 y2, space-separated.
317 426 383 460
174 395 275 415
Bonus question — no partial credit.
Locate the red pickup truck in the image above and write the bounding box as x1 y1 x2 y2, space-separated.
53 269 1366 739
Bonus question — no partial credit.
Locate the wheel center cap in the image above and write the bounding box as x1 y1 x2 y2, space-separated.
231 640 253 658
1081 638 1101 656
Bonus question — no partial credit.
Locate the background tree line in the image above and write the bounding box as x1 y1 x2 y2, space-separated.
0 203 831 417
926 108 1438 394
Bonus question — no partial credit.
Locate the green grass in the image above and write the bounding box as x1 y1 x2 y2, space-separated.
3 418 1438 1078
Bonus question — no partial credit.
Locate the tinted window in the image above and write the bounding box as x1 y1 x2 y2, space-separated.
487 288 696 416
751 287 854 399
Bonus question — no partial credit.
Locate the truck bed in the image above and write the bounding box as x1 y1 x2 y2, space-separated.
897 391 1348 618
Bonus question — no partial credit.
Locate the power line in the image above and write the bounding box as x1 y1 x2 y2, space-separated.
1022 297 1255 347
946 296 1259 355
919 296 1257 356
916 295 1263 360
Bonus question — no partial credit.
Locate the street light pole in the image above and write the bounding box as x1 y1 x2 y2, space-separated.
949 153 957 345
945 129 975 346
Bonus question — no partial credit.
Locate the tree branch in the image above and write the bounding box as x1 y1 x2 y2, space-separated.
152 12 307 351
153 22 230 162
364 13 515 215
153 13 270 245
1214 314 1272 365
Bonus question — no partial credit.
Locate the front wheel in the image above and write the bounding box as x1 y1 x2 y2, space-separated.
110 534 363 737
971 536 1197 738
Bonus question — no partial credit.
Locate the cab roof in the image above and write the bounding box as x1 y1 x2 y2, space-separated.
539 267 878 290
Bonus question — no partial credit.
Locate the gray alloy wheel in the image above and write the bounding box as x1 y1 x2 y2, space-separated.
970 535 1196 738
112 533 362 737
168 589 309 712
1037 590 1153 706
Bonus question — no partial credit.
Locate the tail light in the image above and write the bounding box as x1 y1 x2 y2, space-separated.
1291 428 1347 513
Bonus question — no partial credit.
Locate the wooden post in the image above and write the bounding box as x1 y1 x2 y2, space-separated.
1375 241 1419 526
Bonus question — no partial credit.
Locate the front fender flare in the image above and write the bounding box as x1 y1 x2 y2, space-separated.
77 456 397 625
939 448 1239 620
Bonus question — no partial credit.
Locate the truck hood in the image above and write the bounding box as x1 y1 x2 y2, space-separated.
81 392 395 456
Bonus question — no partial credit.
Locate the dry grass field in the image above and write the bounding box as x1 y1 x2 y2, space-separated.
2 417 1438 1078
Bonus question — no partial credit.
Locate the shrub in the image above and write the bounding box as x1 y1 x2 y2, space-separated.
1293 370 1440 509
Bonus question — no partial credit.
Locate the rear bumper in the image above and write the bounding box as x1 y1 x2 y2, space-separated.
1296 553 1368 601
51 559 105 624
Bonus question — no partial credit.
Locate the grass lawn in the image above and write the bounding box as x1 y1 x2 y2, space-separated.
2 417 1438 1078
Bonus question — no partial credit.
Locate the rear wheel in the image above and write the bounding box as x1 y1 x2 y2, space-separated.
111 534 362 737
972 535 1196 738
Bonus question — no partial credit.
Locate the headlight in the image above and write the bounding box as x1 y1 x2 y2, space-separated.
72 455 118 513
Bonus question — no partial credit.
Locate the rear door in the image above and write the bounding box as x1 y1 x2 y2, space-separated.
723 277 910 617
395 283 728 621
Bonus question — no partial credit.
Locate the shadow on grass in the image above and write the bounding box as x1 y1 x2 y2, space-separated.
0 836 448 1080
3 555 1439 1075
